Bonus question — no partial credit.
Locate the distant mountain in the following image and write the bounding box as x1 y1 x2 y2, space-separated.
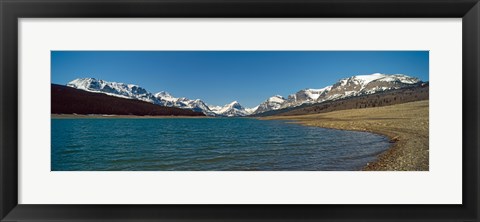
67 78 161 104
252 95 286 115
251 73 422 115
208 105 224 113
66 73 423 117
68 78 217 116
321 73 420 101
153 91 217 116
261 83 429 117
211 101 254 117
283 86 332 108
51 84 205 116
67 78 261 117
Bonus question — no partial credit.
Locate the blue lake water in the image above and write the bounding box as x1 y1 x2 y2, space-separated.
51 118 390 171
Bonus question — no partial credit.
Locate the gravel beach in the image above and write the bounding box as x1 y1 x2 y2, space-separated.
261 100 429 171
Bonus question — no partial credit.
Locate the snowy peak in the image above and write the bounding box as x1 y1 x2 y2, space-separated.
153 92 216 116
340 73 419 86
306 87 331 98
268 95 286 103
253 95 286 114
67 78 215 116
68 78 145 94
67 73 422 117
326 73 421 100
283 86 332 108
211 101 254 117
208 105 223 113
67 78 159 104
344 73 386 85
251 73 423 115
154 91 174 99
68 78 145 96
225 101 243 110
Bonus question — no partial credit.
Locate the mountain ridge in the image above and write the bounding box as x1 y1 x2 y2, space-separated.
52 84 205 116
65 73 424 117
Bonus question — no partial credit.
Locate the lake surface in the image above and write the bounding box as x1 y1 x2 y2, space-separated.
51 118 390 171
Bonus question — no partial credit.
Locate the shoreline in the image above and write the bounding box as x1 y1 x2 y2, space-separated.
51 114 213 119
261 100 429 171
51 101 428 170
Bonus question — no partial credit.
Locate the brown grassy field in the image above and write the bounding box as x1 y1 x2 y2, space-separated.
261 100 429 171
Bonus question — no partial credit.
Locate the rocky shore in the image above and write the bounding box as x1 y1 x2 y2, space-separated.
262 100 429 171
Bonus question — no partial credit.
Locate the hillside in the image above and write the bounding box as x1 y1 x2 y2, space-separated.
51 84 205 116
253 83 428 117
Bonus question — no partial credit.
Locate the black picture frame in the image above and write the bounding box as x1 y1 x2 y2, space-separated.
1 0 479 221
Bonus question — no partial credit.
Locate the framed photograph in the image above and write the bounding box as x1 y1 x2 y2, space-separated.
1 0 478 221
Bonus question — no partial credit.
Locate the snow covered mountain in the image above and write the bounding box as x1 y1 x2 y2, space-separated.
251 73 422 115
252 95 286 115
67 78 258 116
67 73 422 117
211 101 254 117
151 91 256 117
67 78 161 104
67 78 217 116
282 86 332 108
153 91 216 116
321 73 420 101
208 105 224 113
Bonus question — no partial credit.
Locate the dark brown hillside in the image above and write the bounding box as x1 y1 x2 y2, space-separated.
51 84 205 116
254 83 428 117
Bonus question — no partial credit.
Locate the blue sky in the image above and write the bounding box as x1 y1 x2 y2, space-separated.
51 51 429 108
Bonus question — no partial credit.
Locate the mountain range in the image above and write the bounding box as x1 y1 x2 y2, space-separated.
66 73 423 117
51 84 205 116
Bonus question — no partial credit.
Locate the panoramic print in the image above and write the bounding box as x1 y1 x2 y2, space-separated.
51 51 429 171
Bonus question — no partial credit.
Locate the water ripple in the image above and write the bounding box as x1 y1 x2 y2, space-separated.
51 118 390 171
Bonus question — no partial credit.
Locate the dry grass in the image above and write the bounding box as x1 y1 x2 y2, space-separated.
262 100 429 171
